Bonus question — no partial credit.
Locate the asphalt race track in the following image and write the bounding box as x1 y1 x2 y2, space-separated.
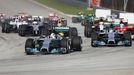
0 0 134 75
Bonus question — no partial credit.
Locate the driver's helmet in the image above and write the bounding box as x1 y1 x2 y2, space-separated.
99 22 104 31
120 23 124 28
50 33 56 38
59 32 64 36
57 19 62 26
15 17 19 20
58 18 62 23
33 17 39 21
32 21 38 25
99 22 104 25
109 29 113 33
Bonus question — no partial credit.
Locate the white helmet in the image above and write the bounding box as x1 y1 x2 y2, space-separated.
109 29 113 33
99 22 104 25
120 23 124 28
50 33 56 38
32 21 38 25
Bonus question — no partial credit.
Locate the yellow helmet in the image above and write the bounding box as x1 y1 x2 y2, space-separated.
58 19 62 23
59 32 64 36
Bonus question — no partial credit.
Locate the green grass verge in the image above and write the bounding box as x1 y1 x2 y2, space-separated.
35 0 94 15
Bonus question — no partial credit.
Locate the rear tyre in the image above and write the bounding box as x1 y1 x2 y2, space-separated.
60 38 70 54
18 25 26 36
25 38 35 55
91 32 98 47
71 36 82 51
63 20 67 26
1 24 5 33
69 27 78 37
124 31 132 46
81 19 86 26
72 17 78 23
84 26 88 37
84 22 92 37
5 24 10 33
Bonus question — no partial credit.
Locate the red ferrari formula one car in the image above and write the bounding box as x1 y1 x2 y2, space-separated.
114 19 134 39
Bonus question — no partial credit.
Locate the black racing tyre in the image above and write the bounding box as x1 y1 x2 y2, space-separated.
1 24 5 33
91 32 98 47
124 31 132 46
71 36 82 51
72 17 78 23
84 26 92 37
69 27 78 37
60 38 70 54
4 24 10 33
25 38 35 55
18 25 27 36
87 21 93 28
124 31 131 40
81 19 86 26
84 26 88 37
63 20 67 26
87 27 92 37
29 26 34 35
